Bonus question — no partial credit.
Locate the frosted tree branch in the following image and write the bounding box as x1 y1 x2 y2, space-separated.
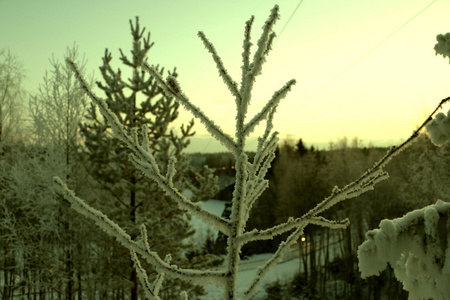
56 5 450 299
65 59 231 236
243 79 296 137
240 5 280 110
240 16 254 94
240 216 350 246
152 254 172 296
243 223 306 299
130 250 158 300
141 62 239 155
53 176 227 286
197 31 241 102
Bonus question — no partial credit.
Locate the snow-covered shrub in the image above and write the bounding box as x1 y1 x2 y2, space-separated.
358 200 450 300
54 5 449 299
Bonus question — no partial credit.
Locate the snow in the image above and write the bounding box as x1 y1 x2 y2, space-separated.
357 200 450 300
426 109 450 146
201 253 301 299
187 198 226 243
188 198 318 299
435 32 450 63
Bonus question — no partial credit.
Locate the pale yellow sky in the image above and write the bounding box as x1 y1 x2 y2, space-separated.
1 0 450 152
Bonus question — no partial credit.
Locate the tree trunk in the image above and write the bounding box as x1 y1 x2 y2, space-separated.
77 271 82 300
130 173 138 300
66 246 73 300
308 232 317 295
0 104 3 143
3 253 8 299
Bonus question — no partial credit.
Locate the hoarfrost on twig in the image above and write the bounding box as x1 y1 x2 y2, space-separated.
55 5 450 299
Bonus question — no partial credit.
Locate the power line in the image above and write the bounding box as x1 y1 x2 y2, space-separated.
306 0 439 102
274 0 304 46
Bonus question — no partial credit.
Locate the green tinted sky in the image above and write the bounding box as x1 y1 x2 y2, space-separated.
1 0 450 152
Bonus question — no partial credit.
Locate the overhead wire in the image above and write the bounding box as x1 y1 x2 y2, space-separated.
202 0 438 152
274 0 304 47
305 0 439 102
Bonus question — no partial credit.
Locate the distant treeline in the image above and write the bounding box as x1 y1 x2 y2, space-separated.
196 135 450 299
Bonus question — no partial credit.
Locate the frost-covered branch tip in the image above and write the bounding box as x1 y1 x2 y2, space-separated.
435 32 450 63
141 62 239 155
250 4 279 78
306 95 450 221
240 15 254 89
239 5 280 111
66 59 128 146
244 79 296 136
198 31 241 101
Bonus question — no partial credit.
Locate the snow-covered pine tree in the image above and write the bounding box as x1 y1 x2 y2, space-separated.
0 49 26 143
29 43 92 168
0 143 62 298
78 17 212 299
55 6 449 299
28 43 94 299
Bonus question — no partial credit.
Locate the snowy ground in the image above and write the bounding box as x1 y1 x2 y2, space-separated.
188 199 302 299
201 252 301 299
187 199 225 244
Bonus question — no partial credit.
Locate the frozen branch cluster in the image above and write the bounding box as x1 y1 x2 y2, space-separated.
53 5 450 299
435 32 450 63
358 200 450 300
426 109 450 146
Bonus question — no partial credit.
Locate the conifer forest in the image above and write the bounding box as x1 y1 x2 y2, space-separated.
2 4 450 300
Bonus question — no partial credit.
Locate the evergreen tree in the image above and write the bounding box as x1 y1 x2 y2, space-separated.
296 138 308 157
79 17 202 299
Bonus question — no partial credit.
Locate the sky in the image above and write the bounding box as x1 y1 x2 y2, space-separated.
1 0 450 152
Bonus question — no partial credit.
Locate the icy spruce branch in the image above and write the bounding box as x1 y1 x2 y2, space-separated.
57 5 450 299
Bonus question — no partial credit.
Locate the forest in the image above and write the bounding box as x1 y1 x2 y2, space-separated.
2 5 450 300
2 133 450 299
